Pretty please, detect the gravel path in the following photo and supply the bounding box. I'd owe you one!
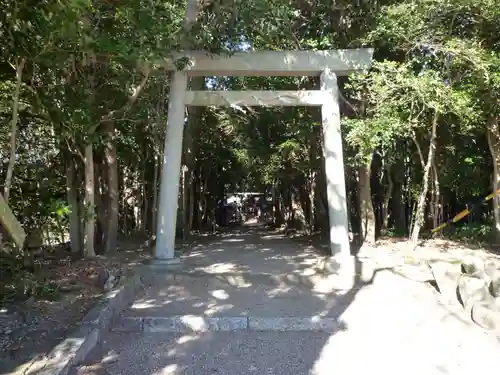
[71,226,500,375]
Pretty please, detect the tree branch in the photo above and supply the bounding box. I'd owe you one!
[102,65,151,122]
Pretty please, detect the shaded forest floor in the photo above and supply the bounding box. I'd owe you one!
[1,229,499,375]
[0,237,197,375]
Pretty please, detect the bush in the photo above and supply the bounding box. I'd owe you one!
[446,222,492,244]
[0,252,60,303]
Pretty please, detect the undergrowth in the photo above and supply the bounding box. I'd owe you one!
[0,253,61,304]
[445,222,492,246]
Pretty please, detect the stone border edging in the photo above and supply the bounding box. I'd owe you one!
[112,316,343,333]
[26,267,149,375]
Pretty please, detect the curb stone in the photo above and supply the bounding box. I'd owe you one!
[25,266,151,375]
[112,316,344,333]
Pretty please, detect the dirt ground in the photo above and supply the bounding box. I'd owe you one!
[1,232,499,375]
[0,238,157,375]
[292,231,500,264]
[71,228,500,375]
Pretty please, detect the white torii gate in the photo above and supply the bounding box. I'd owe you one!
[155,49,373,281]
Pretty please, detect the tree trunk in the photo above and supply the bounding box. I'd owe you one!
[371,152,384,236]
[487,117,500,243]
[271,181,277,224]
[410,111,439,244]
[151,151,160,235]
[346,166,361,235]
[181,165,188,239]
[103,120,118,253]
[188,178,195,230]
[308,171,316,231]
[307,119,319,231]
[44,226,52,247]
[382,163,393,230]
[391,163,406,235]
[430,162,441,232]
[83,143,96,257]
[412,129,426,169]
[358,154,376,243]
[122,171,129,235]
[315,122,329,233]
[65,151,82,254]
[142,167,149,234]
[191,176,200,229]
[94,155,107,253]
[182,76,205,235]
[283,185,293,227]
[200,175,209,226]
[292,187,306,229]
[4,58,25,203]
[274,187,284,226]
[133,170,143,231]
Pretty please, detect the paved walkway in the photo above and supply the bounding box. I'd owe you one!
[71,225,500,375]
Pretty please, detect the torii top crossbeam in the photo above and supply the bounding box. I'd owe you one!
[159,49,374,77]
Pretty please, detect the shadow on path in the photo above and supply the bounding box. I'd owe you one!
[69,225,500,375]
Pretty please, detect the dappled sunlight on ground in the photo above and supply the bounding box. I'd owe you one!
[119,225,450,323]
[71,225,500,375]
[181,236,330,277]
[74,301,500,375]
[199,262,241,273]
[73,331,333,375]
[125,276,341,318]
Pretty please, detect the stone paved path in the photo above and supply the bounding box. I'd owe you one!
[70,225,500,375]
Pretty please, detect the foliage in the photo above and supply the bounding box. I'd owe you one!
[0,253,60,302]
[447,222,493,245]
[1,0,500,300]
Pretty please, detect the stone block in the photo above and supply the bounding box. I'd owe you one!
[174,316,218,332]
[471,300,500,331]
[216,317,248,331]
[143,317,176,332]
[73,328,100,364]
[112,317,143,332]
[484,260,500,278]
[248,317,340,332]
[461,256,486,278]
[457,273,490,313]
[428,261,462,304]
[489,271,500,298]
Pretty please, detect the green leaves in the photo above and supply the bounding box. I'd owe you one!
[0,0,498,247]
[343,52,479,166]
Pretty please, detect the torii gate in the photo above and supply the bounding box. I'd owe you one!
[154,49,373,282]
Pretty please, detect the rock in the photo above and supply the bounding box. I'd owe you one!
[457,273,491,313]
[95,267,109,288]
[393,263,434,283]
[460,256,485,278]
[104,273,119,292]
[488,271,500,298]
[428,261,462,303]
[484,260,500,278]
[471,300,500,331]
